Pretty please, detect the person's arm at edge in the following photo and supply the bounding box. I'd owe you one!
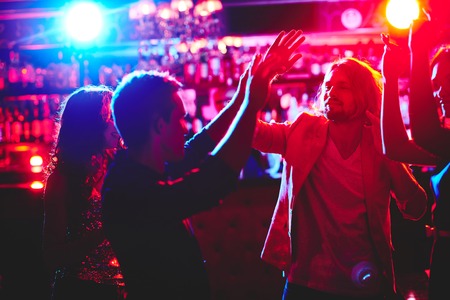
[211,30,305,172]
[409,18,450,157]
[380,33,438,166]
[205,29,305,146]
[387,161,428,220]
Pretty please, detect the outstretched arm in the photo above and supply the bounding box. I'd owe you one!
[380,33,438,166]
[204,29,305,144]
[409,17,450,159]
[170,30,305,177]
[212,30,305,172]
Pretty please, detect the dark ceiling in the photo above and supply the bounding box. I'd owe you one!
[224,1,384,35]
[1,0,449,44]
[0,0,364,9]
[0,0,386,35]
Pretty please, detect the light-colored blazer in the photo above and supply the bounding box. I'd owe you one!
[252,112,428,292]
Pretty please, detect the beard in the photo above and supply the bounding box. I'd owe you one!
[324,105,364,123]
[324,104,346,122]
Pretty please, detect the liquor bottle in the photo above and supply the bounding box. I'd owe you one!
[22,60,36,88]
[22,105,31,142]
[35,67,45,89]
[10,105,23,143]
[3,106,12,142]
[183,51,196,85]
[221,46,234,86]
[83,59,92,86]
[8,50,21,89]
[0,60,6,90]
[69,55,80,88]
[232,48,242,85]
[0,106,4,142]
[41,101,53,144]
[160,45,174,72]
[195,50,209,85]
[239,46,253,75]
[208,43,221,85]
[31,101,42,142]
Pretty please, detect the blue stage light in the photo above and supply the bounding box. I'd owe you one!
[64,2,104,43]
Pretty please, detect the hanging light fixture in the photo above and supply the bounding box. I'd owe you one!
[171,0,194,13]
[194,0,223,17]
[129,0,224,42]
[128,0,237,81]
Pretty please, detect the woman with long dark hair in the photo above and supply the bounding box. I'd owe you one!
[42,85,125,300]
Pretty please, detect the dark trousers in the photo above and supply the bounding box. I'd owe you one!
[282,281,391,300]
[52,277,125,300]
[428,238,450,300]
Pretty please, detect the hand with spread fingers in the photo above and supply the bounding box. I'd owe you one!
[243,30,306,112]
[263,29,305,78]
[250,29,428,300]
[380,33,404,81]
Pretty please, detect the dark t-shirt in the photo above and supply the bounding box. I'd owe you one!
[101,130,239,299]
[431,162,450,230]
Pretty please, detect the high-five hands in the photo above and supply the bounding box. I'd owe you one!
[243,30,306,112]
[263,29,305,78]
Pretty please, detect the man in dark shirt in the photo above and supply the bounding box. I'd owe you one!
[101,30,305,299]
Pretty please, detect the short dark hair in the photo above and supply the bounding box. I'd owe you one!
[112,70,182,149]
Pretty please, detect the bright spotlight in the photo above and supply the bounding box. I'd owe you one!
[386,0,420,30]
[64,2,104,43]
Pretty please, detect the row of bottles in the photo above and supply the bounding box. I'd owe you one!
[2,50,81,91]
[0,38,384,145]
[0,39,384,93]
[136,42,254,88]
[0,95,60,144]
[134,39,383,87]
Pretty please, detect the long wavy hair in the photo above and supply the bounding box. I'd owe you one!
[45,85,114,236]
[315,57,383,119]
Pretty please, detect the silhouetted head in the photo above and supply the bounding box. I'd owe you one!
[112,70,188,161]
[52,85,118,169]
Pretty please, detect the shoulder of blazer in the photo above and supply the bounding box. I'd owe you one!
[288,112,328,139]
[283,113,328,164]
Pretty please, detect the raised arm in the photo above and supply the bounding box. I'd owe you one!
[380,33,438,166]
[212,30,305,172]
[204,29,305,144]
[409,17,450,159]
[169,30,305,177]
